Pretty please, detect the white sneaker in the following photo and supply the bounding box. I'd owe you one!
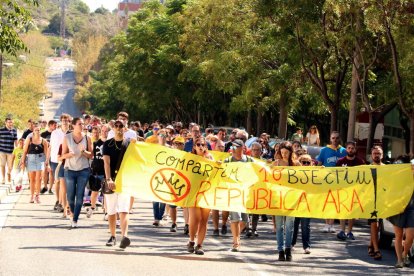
[86,208,93,218]
[116,220,121,227]
[304,248,311,254]
[71,221,78,228]
[330,226,336,233]
[104,213,108,221]
[322,225,329,233]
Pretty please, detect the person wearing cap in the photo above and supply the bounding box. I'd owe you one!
[224,139,254,252]
[102,119,133,249]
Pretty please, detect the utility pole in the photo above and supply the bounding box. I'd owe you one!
[60,0,66,38]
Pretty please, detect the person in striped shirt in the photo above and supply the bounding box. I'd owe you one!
[0,118,18,184]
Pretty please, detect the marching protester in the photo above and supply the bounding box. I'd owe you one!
[335,141,365,241]
[0,117,18,184]
[291,154,314,254]
[225,139,254,252]
[61,117,92,228]
[317,131,347,233]
[50,114,71,213]
[388,155,414,268]
[368,146,385,261]
[11,138,24,192]
[249,141,263,237]
[187,137,213,255]
[103,119,132,249]
[273,141,300,261]
[20,122,49,204]
[40,120,57,195]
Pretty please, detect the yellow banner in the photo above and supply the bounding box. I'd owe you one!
[115,143,414,219]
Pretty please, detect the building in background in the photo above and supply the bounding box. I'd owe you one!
[118,0,165,27]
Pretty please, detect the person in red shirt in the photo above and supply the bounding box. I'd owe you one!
[335,141,365,241]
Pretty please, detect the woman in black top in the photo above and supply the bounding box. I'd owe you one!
[21,122,49,203]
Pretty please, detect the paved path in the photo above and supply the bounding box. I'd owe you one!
[0,185,411,275]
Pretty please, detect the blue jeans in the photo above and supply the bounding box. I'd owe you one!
[152,202,166,221]
[292,217,311,249]
[65,168,90,222]
[275,216,295,252]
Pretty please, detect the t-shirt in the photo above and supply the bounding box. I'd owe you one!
[50,128,70,163]
[336,156,365,167]
[291,133,303,142]
[21,129,32,140]
[91,139,105,175]
[145,135,159,144]
[0,127,17,154]
[40,130,52,143]
[316,145,347,167]
[224,155,254,164]
[306,132,319,146]
[102,138,128,179]
[12,147,24,168]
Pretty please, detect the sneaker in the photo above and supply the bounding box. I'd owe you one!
[404,255,411,267]
[213,229,220,236]
[152,221,159,227]
[48,189,54,195]
[119,236,131,249]
[40,187,48,194]
[53,201,59,211]
[285,248,292,261]
[253,230,259,237]
[170,223,177,232]
[71,221,78,228]
[187,241,195,253]
[330,226,336,233]
[195,245,204,255]
[231,244,240,252]
[86,208,93,218]
[129,209,134,214]
[347,232,355,240]
[30,196,34,203]
[15,185,21,192]
[104,213,108,221]
[304,248,311,254]
[184,224,189,235]
[221,225,228,235]
[106,236,116,246]
[245,229,253,238]
[278,250,286,261]
[116,220,121,227]
[337,231,347,241]
[35,195,40,204]
[291,246,295,251]
[322,225,329,233]
[395,261,404,269]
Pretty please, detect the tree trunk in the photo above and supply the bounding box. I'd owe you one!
[410,113,414,155]
[0,54,2,105]
[347,55,359,142]
[246,109,252,136]
[278,92,288,139]
[330,105,338,133]
[256,111,263,137]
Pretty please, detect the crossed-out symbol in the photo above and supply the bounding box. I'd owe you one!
[150,168,191,203]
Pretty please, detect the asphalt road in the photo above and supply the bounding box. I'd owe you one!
[0,187,411,276]
[43,57,81,119]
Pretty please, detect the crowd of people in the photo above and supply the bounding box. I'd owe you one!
[0,112,413,268]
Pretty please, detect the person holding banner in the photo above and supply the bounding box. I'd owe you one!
[273,141,300,261]
[316,131,346,233]
[187,137,213,255]
[368,146,384,261]
[335,141,365,241]
[103,120,131,249]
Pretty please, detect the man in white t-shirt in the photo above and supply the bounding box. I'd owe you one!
[107,111,137,141]
[49,114,71,211]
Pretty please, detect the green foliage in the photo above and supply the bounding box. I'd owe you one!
[0,0,39,55]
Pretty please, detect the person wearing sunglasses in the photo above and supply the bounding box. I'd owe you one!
[145,123,161,144]
[291,154,314,255]
[187,137,213,255]
[107,111,137,142]
[316,131,347,233]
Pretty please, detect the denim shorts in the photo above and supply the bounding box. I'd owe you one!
[26,153,45,172]
[50,161,64,178]
[229,212,249,223]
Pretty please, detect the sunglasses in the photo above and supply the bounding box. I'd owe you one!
[114,124,123,128]
[301,161,311,165]
[153,127,160,131]
[196,143,206,147]
[174,142,184,146]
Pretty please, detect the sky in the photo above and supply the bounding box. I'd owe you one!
[82,0,119,13]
